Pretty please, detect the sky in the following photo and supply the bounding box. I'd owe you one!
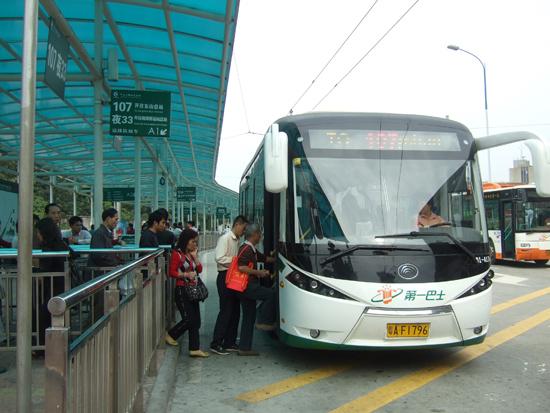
[215,0,550,192]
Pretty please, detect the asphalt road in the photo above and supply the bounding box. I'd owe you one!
[165,253,550,413]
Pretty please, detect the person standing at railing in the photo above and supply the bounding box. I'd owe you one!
[88,208,123,268]
[62,216,92,245]
[165,229,209,357]
[155,208,176,247]
[139,210,166,248]
[44,203,62,227]
[35,217,69,353]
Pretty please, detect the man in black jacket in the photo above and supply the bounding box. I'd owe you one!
[139,210,166,248]
[155,208,176,246]
[89,208,121,267]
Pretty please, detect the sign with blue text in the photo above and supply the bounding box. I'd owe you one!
[44,18,68,100]
[109,89,171,137]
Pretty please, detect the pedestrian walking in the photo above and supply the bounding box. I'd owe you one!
[165,228,209,357]
[209,215,248,355]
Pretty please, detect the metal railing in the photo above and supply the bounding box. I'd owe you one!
[45,248,166,413]
[0,251,70,351]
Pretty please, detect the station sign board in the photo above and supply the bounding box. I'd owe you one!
[177,186,196,202]
[183,207,197,217]
[216,207,227,218]
[109,89,171,137]
[44,18,68,100]
[103,187,135,202]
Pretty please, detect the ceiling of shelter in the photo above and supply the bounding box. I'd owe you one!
[0,0,240,202]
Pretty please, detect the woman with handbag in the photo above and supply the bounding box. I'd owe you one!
[165,228,209,357]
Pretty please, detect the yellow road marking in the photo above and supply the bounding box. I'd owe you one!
[491,286,550,314]
[236,365,352,403]
[235,287,550,404]
[331,307,550,413]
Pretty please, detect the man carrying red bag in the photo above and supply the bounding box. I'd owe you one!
[234,224,277,356]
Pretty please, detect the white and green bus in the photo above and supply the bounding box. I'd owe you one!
[239,112,550,349]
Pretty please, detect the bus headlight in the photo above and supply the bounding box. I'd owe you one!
[286,271,354,300]
[459,271,493,299]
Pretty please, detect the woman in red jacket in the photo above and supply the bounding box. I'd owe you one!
[165,228,209,357]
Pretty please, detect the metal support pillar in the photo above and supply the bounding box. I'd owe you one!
[170,186,175,222]
[93,0,104,227]
[165,177,170,211]
[17,0,38,410]
[152,162,159,210]
[202,201,206,234]
[73,185,77,216]
[134,139,142,243]
[49,176,55,203]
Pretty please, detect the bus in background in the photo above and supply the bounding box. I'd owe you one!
[240,112,550,350]
[484,183,550,266]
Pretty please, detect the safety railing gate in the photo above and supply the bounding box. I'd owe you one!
[45,249,166,413]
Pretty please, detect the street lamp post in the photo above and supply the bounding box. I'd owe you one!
[447,44,491,181]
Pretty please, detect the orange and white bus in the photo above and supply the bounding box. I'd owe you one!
[484,184,550,266]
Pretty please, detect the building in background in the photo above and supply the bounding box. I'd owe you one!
[509,159,533,184]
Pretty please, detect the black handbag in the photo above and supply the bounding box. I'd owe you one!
[184,277,209,302]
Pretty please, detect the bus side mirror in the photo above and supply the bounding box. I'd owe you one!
[264,123,288,193]
[475,132,550,197]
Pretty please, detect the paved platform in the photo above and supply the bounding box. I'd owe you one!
[160,253,550,413]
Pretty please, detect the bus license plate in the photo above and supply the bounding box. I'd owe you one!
[386,323,430,338]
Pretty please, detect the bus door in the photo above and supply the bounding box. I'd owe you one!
[502,201,515,259]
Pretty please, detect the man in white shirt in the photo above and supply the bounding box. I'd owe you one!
[62,216,92,245]
[210,215,248,355]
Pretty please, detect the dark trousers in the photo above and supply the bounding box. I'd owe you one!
[238,281,277,351]
[167,287,201,351]
[34,276,65,346]
[211,271,240,348]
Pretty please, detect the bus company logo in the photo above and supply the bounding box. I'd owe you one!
[371,285,403,305]
[397,263,419,280]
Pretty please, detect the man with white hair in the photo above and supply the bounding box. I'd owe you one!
[235,223,277,356]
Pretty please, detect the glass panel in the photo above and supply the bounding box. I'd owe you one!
[484,200,500,230]
[294,157,485,246]
[516,201,550,231]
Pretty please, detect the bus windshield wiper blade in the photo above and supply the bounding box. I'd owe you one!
[320,245,426,267]
[375,231,477,262]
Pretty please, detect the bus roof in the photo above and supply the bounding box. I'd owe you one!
[483,183,536,193]
[276,112,472,132]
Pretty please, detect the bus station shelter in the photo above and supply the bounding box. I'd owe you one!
[0,0,240,410]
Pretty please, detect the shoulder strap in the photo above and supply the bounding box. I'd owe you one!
[237,244,251,259]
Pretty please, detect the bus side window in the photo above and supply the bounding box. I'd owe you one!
[484,200,499,230]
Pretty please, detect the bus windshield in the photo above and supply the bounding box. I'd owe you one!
[293,155,486,249]
[516,200,550,231]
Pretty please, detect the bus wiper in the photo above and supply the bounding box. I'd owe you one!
[375,231,477,262]
[320,244,427,267]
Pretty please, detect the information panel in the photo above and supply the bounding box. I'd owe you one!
[216,207,227,218]
[177,186,196,202]
[44,18,68,100]
[103,187,135,202]
[110,89,171,137]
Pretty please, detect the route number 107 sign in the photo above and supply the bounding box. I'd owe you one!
[109,89,171,138]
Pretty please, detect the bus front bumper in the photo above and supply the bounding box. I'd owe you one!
[279,286,492,350]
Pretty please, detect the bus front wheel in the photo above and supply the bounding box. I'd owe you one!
[533,260,549,266]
